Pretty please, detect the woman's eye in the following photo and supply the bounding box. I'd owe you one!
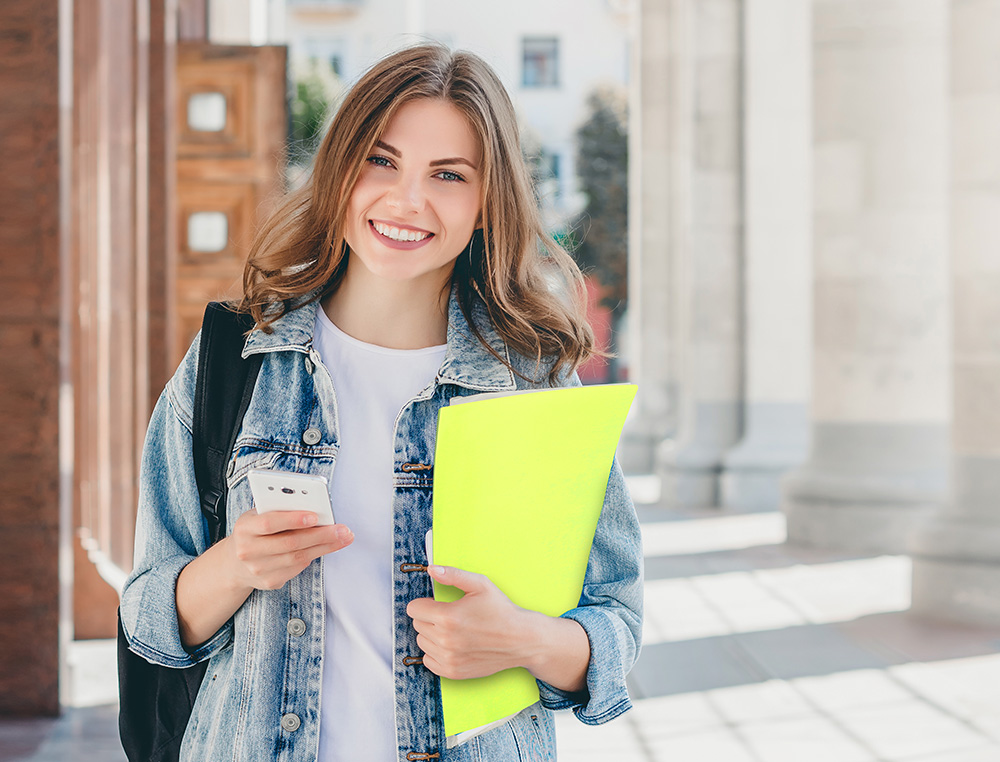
[367,155,394,168]
[436,170,465,183]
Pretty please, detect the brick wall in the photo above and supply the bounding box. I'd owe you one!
[0,0,62,716]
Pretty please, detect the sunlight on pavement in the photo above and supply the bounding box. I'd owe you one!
[641,512,787,557]
[556,497,1000,762]
[558,657,1000,762]
[66,639,119,708]
[890,655,1000,741]
[643,556,911,645]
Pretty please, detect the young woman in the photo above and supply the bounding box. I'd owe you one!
[121,44,642,762]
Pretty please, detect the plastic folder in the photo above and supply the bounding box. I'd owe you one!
[431,383,637,737]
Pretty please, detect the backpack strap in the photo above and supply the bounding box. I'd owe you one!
[192,302,263,546]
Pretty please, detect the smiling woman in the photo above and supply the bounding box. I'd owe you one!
[120,43,643,762]
[241,43,598,379]
[335,98,484,325]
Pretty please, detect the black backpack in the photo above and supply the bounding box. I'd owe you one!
[117,302,263,762]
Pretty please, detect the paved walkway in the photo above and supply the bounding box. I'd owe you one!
[5,476,1000,761]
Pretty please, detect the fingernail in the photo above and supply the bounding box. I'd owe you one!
[429,565,445,577]
[303,513,318,526]
[337,526,352,541]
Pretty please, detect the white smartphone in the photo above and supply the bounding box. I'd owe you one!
[247,469,336,526]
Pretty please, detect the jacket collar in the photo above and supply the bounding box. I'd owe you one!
[241,286,517,392]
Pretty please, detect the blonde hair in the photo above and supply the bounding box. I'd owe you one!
[241,43,596,384]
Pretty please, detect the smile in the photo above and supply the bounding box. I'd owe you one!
[368,220,435,250]
[371,220,432,242]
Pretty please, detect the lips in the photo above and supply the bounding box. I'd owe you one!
[368,220,435,250]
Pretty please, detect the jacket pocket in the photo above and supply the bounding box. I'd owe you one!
[463,705,554,762]
[225,444,338,529]
[508,706,555,762]
[226,447,282,492]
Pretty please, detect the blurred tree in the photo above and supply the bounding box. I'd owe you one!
[573,85,628,375]
[288,58,342,173]
[520,118,562,215]
[520,119,545,192]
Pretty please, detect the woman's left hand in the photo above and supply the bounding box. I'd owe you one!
[406,565,532,680]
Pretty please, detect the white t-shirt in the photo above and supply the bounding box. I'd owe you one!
[313,306,446,762]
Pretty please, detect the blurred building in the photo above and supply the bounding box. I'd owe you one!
[3,0,999,722]
[276,0,631,231]
[1,0,287,716]
[627,0,1000,633]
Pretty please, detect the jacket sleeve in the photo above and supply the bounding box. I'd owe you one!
[535,374,644,724]
[119,331,234,668]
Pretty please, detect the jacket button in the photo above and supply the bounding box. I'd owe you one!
[304,357,314,374]
[302,427,321,445]
[287,618,306,637]
[280,713,301,733]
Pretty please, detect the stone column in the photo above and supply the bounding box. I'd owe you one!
[619,0,689,473]
[910,0,1000,626]
[782,0,950,552]
[657,0,745,507]
[721,0,812,510]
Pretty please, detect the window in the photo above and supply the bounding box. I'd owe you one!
[544,151,561,184]
[186,92,227,132]
[187,211,229,253]
[303,36,345,79]
[527,148,562,200]
[522,37,559,88]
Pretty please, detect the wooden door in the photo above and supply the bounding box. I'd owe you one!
[174,42,287,367]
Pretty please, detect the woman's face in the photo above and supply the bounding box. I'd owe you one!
[343,98,484,292]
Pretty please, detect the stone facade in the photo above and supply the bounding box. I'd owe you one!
[620,0,688,472]
[720,0,811,511]
[656,0,746,508]
[641,0,998,624]
[910,0,1000,626]
[782,0,951,553]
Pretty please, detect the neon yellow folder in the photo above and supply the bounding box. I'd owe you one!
[431,383,637,737]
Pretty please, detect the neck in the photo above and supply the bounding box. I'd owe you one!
[322,260,452,350]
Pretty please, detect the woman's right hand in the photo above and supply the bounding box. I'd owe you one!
[176,510,353,648]
[225,510,354,591]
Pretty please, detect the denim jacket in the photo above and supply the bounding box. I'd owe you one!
[120,291,643,762]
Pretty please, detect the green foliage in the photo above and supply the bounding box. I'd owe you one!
[288,58,342,166]
[573,86,628,316]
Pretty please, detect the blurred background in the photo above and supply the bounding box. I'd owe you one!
[3,0,1000,760]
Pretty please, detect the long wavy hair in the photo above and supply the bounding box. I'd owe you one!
[240,44,597,384]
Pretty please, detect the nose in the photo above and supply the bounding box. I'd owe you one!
[385,173,425,214]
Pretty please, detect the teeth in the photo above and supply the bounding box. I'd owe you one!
[373,221,429,242]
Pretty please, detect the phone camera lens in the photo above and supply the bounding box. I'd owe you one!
[281,487,294,494]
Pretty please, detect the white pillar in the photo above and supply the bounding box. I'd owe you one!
[910,0,1000,626]
[657,0,744,507]
[405,0,425,36]
[721,0,812,510]
[620,0,691,473]
[782,0,950,552]
[209,0,253,44]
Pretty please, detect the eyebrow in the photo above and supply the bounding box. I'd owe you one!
[374,140,479,171]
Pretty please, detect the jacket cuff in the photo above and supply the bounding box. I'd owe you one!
[121,553,233,668]
[536,607,633,725]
